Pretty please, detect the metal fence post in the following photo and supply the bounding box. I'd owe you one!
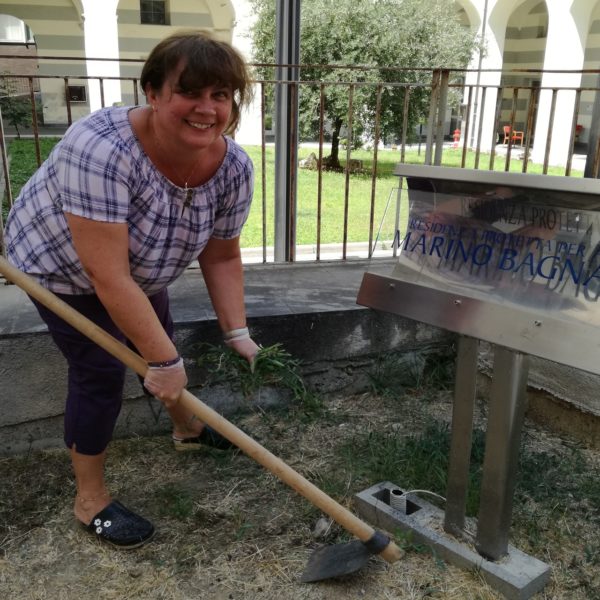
[274,0,300,262]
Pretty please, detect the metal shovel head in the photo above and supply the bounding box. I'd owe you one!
[300,540,372,583]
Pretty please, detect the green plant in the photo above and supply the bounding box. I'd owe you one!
[195,342,324,420]
[155,483,196,520]
[368,349,456,400]
[337,420,485,515]
[368,352,427,398]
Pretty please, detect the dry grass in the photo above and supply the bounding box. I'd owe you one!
[0,390,598,600]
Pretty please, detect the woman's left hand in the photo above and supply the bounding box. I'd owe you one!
[225,336,260,370]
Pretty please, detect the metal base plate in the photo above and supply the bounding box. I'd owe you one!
[354,482,551,600]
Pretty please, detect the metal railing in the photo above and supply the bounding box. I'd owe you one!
[0,55,599,264]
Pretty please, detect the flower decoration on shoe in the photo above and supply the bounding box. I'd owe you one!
[84,500,154,549]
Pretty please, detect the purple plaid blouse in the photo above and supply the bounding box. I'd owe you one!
[4,106,254,295]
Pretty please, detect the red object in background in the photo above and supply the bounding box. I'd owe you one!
[452,129,461,148]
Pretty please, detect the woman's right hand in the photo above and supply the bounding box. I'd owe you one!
[143,358,188,407]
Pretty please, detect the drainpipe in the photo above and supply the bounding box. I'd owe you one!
[274,0,300,262]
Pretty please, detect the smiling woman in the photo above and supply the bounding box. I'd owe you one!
[2,30,259,551]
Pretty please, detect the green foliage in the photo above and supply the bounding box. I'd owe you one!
[248,0,480,163]
[516,443,600,517]
[368,350,456,400]
[338,418,600,524]
[155,483,196,520]
[196,343,324,420]
[2,137,61,222]
[0,75,33,138]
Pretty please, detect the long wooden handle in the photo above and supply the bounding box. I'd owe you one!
[0,256,402,563]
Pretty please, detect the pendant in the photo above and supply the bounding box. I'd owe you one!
[181,186,193,217]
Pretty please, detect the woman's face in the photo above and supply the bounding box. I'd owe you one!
[147,69,233,151]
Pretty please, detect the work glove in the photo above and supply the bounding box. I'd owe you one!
[223,327,260,371]
[143,357,188,407]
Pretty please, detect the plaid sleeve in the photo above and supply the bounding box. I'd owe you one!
[211,144,254,239]
[54,118,132,223]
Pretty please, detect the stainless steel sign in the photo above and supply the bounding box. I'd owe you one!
[357,165,600,374]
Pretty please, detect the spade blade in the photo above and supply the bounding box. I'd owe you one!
[300,540,372,583]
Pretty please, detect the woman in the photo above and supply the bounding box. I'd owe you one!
[3,30,258,548]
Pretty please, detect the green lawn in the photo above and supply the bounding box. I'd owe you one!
[240,144,583,249]
[3,138,584,249]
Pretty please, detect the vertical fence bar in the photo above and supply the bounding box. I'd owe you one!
[368,84,383,257]
[521,85,538,174]
[460,85,473,168]
[260,82,268,263]
[63,77,73,126]
[504,87,519,172]
[133,79,139,106]
[542,89,558,175]
[565,89,582,177]
[27,77,42,167]
[433,70,450,166]
[425,70,441,166]
[342,84,355,260]
[400,85,411,165]
[592,134,600,178]
[489,87,503,171]
[288,82,299,262]
[0,101,10,256]
[316,83,325,261]
[99,78,106,108]
[474,86,487,170]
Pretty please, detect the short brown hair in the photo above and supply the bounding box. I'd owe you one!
[141,30,252,135]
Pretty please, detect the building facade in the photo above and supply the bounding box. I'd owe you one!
[0,0,236,123]
[0,0,598,165]
[461,0,600,165]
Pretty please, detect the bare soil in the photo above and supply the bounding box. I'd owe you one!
[0,390,598,600]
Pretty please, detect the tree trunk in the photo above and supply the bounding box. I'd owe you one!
[324,117,343,170]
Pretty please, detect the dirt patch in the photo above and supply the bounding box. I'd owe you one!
[0,390,598,599]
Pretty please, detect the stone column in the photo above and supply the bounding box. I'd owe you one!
[231,0,263,146]
[81,0,121,112]
[530,0,591,167]
[466,0,505,153]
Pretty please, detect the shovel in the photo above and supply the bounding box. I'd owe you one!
[0,256,403,582]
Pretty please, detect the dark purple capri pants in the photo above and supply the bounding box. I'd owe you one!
[31,289,174,456]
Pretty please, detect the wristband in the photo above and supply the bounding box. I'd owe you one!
[223,327,250,341]
[147,355,182,368]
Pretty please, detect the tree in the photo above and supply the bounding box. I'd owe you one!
[248,0,479,169]
[0,75,33,139]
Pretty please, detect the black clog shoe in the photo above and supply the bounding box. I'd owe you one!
[85,500,155,549]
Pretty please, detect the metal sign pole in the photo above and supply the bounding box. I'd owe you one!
[444,335,479,537]
[475,346,530,560]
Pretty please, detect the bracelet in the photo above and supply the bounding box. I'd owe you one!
[223,327,249,341]
[147,355,181,368]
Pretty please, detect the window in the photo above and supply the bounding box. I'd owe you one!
[140,1,169,25]
[0,15,35,44]
[67,85,87,103]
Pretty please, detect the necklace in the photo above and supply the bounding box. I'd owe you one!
[149,112,200,214]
